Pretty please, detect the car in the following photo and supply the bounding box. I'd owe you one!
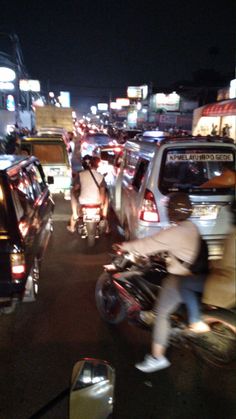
[93,144,124,185]
[0,154,54,312]
[20,135,72,199]
[137,130,169,141]
[118,129,143,144]
[109,135,235,258]
[80,132,117,157]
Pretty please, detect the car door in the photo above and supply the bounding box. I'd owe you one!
[26,161,54,258]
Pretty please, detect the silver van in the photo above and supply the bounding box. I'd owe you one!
[109,135,235,258]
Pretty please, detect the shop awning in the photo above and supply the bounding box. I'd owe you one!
[202,99,236,117]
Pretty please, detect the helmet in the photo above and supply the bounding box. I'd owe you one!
[167,192,193,223]
[82,154,92,169]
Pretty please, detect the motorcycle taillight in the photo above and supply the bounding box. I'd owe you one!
[139,189,159,222]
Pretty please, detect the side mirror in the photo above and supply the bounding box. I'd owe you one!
[47,175,54,184]
[69,358,115,419]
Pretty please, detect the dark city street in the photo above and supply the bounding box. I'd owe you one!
[0,195,235,419]
[0,1,236,418]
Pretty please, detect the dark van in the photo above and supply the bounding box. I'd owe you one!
[0,155,54,312]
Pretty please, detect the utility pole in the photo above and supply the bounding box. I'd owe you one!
[10,34,21,128]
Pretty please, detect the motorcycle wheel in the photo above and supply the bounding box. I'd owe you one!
[95,272,126,324]
[86,222,96,247]
[191,310,236,367]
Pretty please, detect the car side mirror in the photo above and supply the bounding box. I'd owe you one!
[47,175,54,184]
[69,358,115,419]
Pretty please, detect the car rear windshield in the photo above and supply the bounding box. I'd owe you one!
[32,143,66,164]
[0,180,8,232]
[87,135,110,145]
[160,146,235,195]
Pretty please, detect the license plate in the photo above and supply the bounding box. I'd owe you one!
[83,208,100,220]
[192,205,220,220]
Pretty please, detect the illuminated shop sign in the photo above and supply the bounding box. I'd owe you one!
[0,81,14,90]
[116,98,130,107]
[6,95,15,111]
[97,103,108,111]
[58,91,70,107]
[127,85,148,100]
[0,67,16,82]
[19,79,40,92]
[127,86,142,99]
[154,92,180,111]
[229,79,236,99]
[110,102,120,110]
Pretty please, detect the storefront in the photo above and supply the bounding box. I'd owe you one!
[192,99,236,142]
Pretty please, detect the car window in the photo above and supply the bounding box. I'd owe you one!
[132,158,149,191]
[160,147,235,195]
[9,171,34,221]
[32,143,66,164]
[27,164,46,198]
[87,135,110,144]
[123,150,138,178]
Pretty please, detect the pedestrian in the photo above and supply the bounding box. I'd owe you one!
[211,123,218,135]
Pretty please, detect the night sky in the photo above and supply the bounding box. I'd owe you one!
[1,0,235,113]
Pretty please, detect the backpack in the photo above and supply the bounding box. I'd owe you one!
[190,237,209,275]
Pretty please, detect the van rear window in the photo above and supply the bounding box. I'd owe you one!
[0,181,7,232]
[160,147,235,195]
[32,144,66,164]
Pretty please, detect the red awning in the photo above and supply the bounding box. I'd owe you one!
[202,99,236,117]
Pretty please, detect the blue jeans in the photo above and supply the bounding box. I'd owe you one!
[153,275,183,347]
[179,274,206,324]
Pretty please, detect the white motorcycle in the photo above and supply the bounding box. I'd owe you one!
[78,204,107,247]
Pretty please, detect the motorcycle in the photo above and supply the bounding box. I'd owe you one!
[95,250,236,367]
[77,204,107,247]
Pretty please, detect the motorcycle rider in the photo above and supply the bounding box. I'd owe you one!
[67,155,109,233]
[119,192,209,372]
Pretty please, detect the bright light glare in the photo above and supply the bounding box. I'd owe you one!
[0,185,3,201]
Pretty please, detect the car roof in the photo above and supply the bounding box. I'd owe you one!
[125,135,235,152]
[22,136,65,142]
[94,144,123,150]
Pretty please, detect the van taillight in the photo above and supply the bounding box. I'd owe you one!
[10,253,26,281]
[139,189,159,222]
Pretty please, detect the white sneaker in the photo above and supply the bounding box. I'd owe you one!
[135,354,171,373]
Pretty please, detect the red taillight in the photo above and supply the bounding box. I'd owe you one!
[139,189,159,222]
[10,253,26,281]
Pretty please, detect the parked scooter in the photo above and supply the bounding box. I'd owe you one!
[95,250,236,367]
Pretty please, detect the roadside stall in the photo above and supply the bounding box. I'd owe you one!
[192,99,236,142]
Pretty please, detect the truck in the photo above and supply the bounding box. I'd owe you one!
[34,105,74,133]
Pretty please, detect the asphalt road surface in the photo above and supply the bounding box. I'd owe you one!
[0,195,235,419]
